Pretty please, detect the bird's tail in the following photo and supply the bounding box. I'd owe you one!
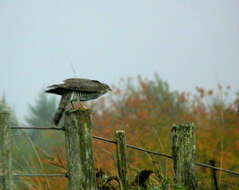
[53,93,72,125]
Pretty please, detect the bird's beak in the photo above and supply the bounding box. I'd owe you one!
[108,87,112,91]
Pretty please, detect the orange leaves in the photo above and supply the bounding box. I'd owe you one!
[196,86,205,98]
[43,147,67,172]
[138,110,149,120]
[208,90,213,95]
[178,92,188,103]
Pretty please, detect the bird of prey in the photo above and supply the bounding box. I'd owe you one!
[45,78,111,125]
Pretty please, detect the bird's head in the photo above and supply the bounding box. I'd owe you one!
[102,83,112,92]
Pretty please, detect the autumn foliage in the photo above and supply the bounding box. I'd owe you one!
[16,74,239,189]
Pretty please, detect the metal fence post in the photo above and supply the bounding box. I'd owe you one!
[0,112,13,190]
[209,160,219,190]
[172,123,197,190]
[115,130,128,190]
[64,109,96,190]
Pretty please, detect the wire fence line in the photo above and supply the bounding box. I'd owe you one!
[10,127,63,131]
[195,163,239,176]
[14,173,67,177]
[93,135,173,159]
[10,127,239,177]
[0,173,67,178]
[92,135,239,176]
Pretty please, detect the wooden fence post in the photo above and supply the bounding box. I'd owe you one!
[64,109,96,190]
[115,130,128,190]
[0,112,13,190]
[171,123,197,190]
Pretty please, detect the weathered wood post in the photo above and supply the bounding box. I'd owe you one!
[171,123,197,190]
[115,130,128,190]
[0,112,13,190]
[64,109,96,190]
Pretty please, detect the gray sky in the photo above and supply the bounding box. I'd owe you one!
[1,0,239,122]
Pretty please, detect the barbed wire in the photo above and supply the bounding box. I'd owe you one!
[13,173,67,177]
[195,163,239,176]
[92,135,239,176]
[11,127,239,177]
[92,135,173,159]
[11,127,62,130]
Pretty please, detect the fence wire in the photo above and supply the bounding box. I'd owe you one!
[10,127,239,177]
[92,135,239,176]
[13,173,67,177]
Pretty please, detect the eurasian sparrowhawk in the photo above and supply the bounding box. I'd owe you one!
[45,78,111,125]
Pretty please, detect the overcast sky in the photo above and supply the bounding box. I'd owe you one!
[0,0,239,122]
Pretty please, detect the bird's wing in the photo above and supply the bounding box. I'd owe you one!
[63,78,105,92]
[45,78,106,95]
[45,84,69,95]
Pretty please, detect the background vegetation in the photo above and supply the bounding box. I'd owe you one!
[1,74,239,189]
